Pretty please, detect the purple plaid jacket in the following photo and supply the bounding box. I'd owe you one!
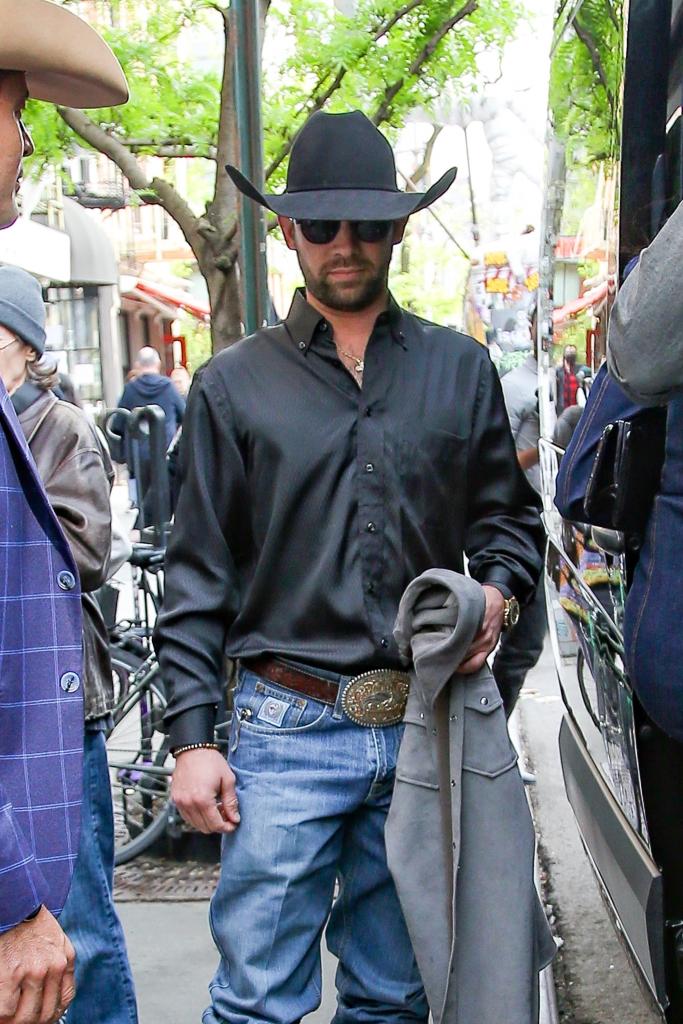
[0,378,83,933]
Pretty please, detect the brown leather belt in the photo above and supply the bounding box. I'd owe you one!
[243,656,339,705]
[242,656,411,727]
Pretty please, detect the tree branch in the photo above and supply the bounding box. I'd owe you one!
[58,106,205,255]
[130,145,217,160]
[58,106,153,193]
[409,124,443,186]
[372,0,478,125]
[265,0,427,180]
[207,1,238,236]
[602,0,620,34]
[572,15,614,108]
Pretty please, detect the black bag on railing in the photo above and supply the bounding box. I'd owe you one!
[584,406,667,546]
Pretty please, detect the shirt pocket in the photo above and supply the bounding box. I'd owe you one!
[395,689,439,790]
[398,428,469,534]
[462,680,518,779]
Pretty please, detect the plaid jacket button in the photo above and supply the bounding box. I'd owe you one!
[58,571,76,591]
[60,672,81,693]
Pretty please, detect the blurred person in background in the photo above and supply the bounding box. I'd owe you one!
[0,3,127,1023]
[115,346,185,450]
[495,306,546,715]
[554,343,579,415]
[0,266,138,1024]
[113,347,185,523]
[170,363,191,398]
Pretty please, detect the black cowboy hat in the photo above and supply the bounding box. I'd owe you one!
[226,110,457,221]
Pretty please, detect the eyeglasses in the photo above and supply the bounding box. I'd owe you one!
[295,219,394,245]
[0,336,19,352]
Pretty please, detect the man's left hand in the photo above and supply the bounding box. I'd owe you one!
[458,585,505,674]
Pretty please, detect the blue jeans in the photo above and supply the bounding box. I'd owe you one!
[204,666,428,1024]
[60,728,138,1024]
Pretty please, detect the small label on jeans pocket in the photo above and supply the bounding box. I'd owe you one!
[256,696,291,726]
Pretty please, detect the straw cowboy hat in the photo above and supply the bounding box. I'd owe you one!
[0,0,128,108]
[226,110,457,221]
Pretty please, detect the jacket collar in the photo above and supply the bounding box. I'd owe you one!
[10,380,44,416]
[12,386,56,445]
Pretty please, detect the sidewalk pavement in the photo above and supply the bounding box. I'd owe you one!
[118,901,338,1023]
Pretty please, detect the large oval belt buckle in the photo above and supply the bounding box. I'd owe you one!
[342,670,410,727]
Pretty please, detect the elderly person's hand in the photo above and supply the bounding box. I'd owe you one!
[0,907,76,1024]
[457,585,506,674]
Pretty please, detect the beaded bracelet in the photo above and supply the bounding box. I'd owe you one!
[172,741,221,758]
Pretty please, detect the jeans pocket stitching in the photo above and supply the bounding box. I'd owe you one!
[238,704,330,735]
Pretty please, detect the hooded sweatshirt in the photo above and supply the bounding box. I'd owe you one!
[116,372,185,448]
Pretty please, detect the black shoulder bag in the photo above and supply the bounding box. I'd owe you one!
[584,407,667,548]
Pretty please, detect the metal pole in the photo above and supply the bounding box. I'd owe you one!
[463,124,480,244]
[233,0,269,333]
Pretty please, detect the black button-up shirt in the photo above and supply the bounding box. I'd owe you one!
[155,290,543,746]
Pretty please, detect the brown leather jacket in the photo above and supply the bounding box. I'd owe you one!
[16,386,115,720]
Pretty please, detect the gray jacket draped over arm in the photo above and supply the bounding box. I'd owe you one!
[387,570,556,1024]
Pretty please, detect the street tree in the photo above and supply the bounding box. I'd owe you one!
[25,0,523,350]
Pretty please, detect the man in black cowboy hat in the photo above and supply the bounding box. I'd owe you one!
[156,110,543,1024]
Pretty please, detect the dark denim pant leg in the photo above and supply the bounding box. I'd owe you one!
[492,578,547,716]
[60,728,138,1024]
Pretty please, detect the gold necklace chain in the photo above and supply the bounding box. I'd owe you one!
[336,346,365,376]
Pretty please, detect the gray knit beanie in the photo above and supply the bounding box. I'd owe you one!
[0,266,46,356]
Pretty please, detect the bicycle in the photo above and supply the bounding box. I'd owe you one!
[107,645,232,865]
[106,543,171,865]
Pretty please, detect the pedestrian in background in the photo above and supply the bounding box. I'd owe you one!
[0,3,127,1023]
[156,110,543,1024]
[555,343,579,415]
[116,346,185,450]
[113,347,185,523]
[0,266,138,1024]
[495,308,547,715]
[170,363,191,398]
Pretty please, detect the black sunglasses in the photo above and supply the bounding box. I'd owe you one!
[295,219,394,245]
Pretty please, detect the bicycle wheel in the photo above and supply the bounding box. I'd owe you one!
[110,647,144,708]
[106,667,172,865]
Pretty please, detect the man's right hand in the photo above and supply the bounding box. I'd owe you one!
[171,748,240,834]
[0,907,75,1024]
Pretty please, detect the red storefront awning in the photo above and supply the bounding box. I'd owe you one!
[133,279,211,323]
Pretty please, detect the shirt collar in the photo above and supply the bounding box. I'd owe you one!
[284,288,407,353]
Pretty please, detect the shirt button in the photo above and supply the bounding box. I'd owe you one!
[57,570,76,591]
[364,407,372,417]
[380,637,388,648]
[366,522,377,533]
[320,320,328,331]
[60,672,81,693]
[365,463,374,473]
[366,582,375,594]
[298,341,306,350]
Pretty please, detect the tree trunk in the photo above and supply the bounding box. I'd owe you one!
[204,262,243,352]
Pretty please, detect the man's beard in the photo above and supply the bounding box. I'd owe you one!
[299,252,391,313]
